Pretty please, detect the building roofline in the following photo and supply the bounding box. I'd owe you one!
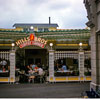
[13,23,59,27]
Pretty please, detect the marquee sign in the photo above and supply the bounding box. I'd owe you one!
[16,34,47,48]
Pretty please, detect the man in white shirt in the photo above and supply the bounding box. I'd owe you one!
[38,67,44,76]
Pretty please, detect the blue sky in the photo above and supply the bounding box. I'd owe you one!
[0,0,88,29]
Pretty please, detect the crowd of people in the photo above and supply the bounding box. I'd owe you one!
[24,63,44,83]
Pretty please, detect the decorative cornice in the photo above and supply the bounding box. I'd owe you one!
[83,0,86,3]
[96,29,100,34]
[97,11,100,15]
[86,20,95,28]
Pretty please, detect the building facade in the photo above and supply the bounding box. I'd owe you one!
[84,0,100,91]
[0,23,91,83]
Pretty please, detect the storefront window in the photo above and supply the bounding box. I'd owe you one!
[84,59,91,76]
[0,59,10,77]
[54,58,79,76]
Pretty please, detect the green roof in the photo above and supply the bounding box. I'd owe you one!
[0,29,90,43]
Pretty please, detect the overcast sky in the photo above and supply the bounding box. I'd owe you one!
[0,0,88,29]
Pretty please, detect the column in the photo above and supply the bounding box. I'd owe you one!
[9,50,15,83]
[90,30,100,91]
[49,50,54,82]
[96,34,100,90]
[79,51,84,77]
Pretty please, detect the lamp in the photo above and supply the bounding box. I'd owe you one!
[79,42,82,46]
[49,43,53,50]
[30,26,34,33]
[30,26,34,30]
[12,43,15,50]
[79,42,82,50]
[12,43,15,47]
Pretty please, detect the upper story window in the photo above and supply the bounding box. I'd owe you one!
[23,28,29,32]
[38,28,49,32]
[23,28,34,32]
[44,28,49,32]
[38,28,43,32]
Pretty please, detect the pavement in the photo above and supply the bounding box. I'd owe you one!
[0,82,90,98]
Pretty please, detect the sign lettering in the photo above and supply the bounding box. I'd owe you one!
[16,34,47,48]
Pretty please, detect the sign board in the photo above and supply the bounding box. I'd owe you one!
[16,34,47,48]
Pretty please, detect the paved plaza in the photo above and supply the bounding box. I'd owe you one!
[0,82,90,98]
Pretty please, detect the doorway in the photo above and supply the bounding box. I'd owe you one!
[28,58,41,65]
[25,49,47,67]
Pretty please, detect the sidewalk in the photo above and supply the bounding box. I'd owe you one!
[0,82,90,98]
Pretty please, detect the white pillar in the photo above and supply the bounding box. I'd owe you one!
[79,51,84,77]
[49,50,54,82]
[9,50,15,83]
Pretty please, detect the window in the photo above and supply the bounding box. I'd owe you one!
[28,58,34,65]
[23,28,29,32]
[38,28,43,32]
[0,59,10,77]
[44,28,49,32]
[35,58,41,65]
[54,58,79,76]
[84,59,91,76]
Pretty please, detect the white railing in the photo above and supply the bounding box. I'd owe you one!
[0,51,10,60]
